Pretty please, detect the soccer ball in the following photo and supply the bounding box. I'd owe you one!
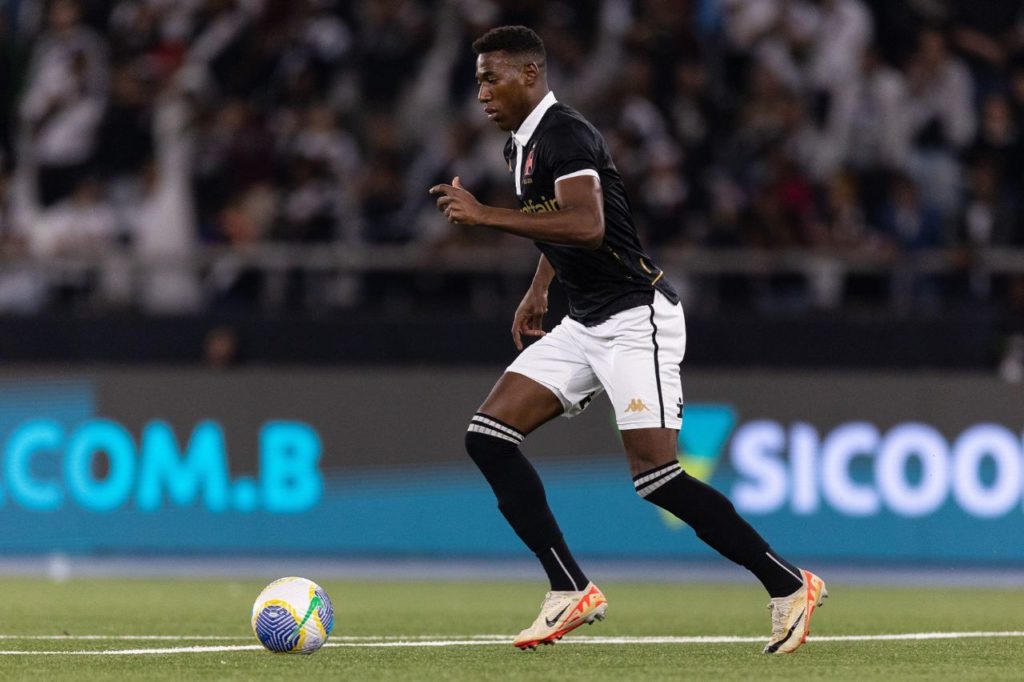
[251,577,334,654]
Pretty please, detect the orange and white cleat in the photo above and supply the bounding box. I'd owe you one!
[763,569,828,654]
[513,582,608,650]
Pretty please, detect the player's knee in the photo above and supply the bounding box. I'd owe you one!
[633,460,687,501]
[624,431,679,477]
[465,412,525,464]
[465,430,504,464]
[631,454,672,476]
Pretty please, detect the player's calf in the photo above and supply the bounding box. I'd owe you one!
[633,461,806,598]
[465,413,589,592]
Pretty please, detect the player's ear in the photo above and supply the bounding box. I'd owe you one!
[521,62,540,86]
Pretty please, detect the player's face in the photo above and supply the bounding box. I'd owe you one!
[476,52,531,131]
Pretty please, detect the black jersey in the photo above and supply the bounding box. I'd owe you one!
[503,95,678,326]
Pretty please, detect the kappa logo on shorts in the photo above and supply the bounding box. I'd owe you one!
[624,398,652,413]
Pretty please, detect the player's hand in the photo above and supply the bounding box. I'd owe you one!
[428,176,486,225]
[511,286,548,351]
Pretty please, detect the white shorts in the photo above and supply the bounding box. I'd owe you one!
[506,291,686,430]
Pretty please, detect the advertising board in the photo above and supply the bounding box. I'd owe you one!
[0,369,1018,563]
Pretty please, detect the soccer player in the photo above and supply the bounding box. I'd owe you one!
[429,26,826,653]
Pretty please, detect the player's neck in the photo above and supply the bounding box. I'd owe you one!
[513,88,551,131]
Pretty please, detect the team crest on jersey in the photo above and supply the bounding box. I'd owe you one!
[523,144,536,183]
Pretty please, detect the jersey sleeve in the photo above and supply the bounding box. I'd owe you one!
[542,121,602,183]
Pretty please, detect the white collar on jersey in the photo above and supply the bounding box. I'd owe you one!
[512,91,557,148]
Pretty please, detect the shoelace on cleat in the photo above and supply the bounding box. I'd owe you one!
[767,597,794,637]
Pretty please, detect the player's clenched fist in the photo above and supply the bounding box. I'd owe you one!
[428,176,487,225]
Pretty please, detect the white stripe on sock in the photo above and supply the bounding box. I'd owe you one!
[633,462,681,487]
[466,424,521,444]
[550,548,579,591]
[766,552,804,585]
[471,415,524,442]
[637,467,683,497]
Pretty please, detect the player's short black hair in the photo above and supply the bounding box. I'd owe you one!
[472,25,546,65]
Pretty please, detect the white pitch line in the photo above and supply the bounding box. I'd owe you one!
[0,634,510,642]
[0,632,1022,655]
[0,635,253,641]
[0,645,268,655]
[811,632,1024,643]
[326,632,1024,647]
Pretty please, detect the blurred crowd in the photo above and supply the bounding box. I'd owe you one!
[1,0,1024,316]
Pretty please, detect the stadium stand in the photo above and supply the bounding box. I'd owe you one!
[0,0,1022,370]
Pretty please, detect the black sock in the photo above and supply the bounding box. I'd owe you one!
[466,413,588,591]
[536,537,588,592]
[634,462,804,597]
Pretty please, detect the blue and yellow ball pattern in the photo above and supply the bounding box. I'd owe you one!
[251,577,334,654]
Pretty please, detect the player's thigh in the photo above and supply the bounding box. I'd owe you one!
[621,427,679,477]
[482,321,603,435]
[586,293,686,433]
[477,372,563,435]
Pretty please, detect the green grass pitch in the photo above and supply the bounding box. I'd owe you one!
[0,577,1021,680]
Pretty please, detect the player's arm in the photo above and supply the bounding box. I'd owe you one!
[511,254,555,350]
[429,175,605,249]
